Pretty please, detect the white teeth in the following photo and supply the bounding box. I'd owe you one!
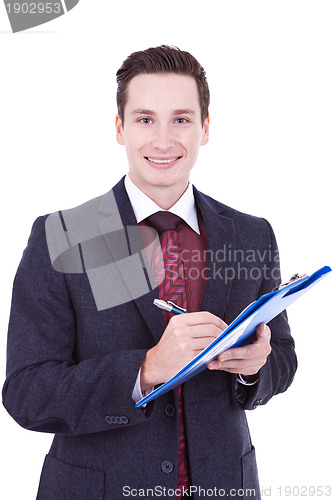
[147,157,179,164]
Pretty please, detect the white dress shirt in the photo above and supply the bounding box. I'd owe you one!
[124,174,200,234]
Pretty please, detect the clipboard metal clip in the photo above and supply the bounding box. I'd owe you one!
[273,273,308,291]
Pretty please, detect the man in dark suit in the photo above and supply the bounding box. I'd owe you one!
[2,46,297,499]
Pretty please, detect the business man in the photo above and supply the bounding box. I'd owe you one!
[3,46,297,500]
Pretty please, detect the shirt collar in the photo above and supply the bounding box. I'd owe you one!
[124,174,200,234]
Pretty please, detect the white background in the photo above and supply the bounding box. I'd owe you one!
[0,1,332,498]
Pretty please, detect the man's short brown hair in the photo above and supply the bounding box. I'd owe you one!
[116,45,210,126]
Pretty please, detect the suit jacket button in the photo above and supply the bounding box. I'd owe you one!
[164,404,175,417]
[161,461,174,474]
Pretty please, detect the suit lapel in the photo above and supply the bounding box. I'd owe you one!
[98,177,165,344]
[194,188,235,321]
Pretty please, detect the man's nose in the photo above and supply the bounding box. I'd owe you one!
[151,125,175,150]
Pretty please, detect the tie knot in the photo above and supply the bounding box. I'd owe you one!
[147,211,183,234]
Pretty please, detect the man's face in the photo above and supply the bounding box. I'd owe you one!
[116,73,209,199]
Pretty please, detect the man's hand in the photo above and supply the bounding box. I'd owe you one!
[140,312,227,392]
[207,323,271,378]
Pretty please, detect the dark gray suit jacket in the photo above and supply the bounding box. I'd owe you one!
[2,177,297,499]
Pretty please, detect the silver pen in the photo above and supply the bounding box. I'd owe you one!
[153,299,187,315]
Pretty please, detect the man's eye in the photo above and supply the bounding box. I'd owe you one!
[139,118,153,124]
[175,118,189,124]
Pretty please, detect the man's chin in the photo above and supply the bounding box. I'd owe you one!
[147,176,183,191]
[129,169,189,195]
[142,170,179,187]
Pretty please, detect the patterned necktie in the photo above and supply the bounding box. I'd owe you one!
[147,211,190,499]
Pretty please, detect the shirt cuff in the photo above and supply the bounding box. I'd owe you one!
[237,373,259,386]
[132,368,155,405]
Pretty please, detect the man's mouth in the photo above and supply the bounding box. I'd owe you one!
[144,156,182,165]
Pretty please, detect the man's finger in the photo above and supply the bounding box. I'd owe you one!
[169,311,227,331]
[255,323,271,342]
[190,323,225,339]
[218,346,254,362]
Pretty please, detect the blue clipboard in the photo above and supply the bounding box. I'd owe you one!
[135,265,331,407]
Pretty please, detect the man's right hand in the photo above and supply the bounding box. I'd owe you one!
[140,312,227,393]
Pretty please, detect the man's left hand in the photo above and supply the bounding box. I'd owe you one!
[207,323,271,377]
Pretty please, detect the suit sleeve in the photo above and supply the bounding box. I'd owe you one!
[2,216,154,436]
[233,218,297,410]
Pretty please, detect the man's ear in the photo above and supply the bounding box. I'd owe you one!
[201,116,210,146]
[115,115,124,145]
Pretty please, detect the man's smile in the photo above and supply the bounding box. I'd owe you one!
[144,156,182,166]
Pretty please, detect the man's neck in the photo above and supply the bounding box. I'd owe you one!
[128,174,189,210]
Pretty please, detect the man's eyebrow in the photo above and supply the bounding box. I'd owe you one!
[173,109,196,115]
[131,109,156,116]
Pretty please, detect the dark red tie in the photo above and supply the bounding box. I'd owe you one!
[147,211,190,499]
